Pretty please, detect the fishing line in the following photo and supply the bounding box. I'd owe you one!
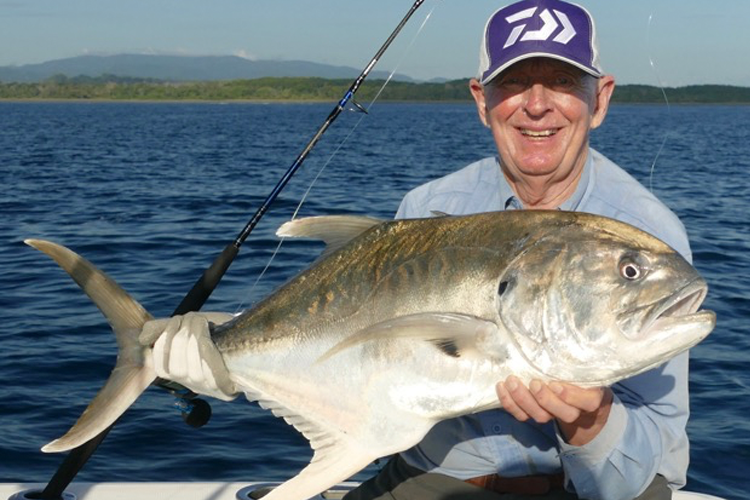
[645,11,673,193]
[234,2,438,314]
[291,1,437,216]
[36,3,432,499]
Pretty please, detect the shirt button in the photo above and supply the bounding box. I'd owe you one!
[492,424,502,433]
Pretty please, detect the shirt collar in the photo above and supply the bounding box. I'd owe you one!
[500,153,593,211]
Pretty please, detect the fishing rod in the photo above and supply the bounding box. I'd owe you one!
[173,0,426,316]
[37,1,426,499]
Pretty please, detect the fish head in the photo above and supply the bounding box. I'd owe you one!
[495,213,716,387]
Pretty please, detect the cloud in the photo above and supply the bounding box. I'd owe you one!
[233,49,257,61]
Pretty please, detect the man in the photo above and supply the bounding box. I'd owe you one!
[149,1,693,499]
[344,1,691,499]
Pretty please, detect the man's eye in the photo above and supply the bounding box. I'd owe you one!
[551,76,575,89]
[499,76,528,90]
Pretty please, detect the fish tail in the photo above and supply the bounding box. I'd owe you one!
[25,239,156,453]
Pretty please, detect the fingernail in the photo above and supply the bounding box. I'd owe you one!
[506,377,518,391]
[550,382,563,395]
[530,380,542,394]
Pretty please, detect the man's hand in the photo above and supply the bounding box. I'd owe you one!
[140,312,240,402]
[496,376,614,446]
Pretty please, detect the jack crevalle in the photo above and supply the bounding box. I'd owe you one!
[27,211,715,500]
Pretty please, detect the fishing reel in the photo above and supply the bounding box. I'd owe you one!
[159,379,212,428]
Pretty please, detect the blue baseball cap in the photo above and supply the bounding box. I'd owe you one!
[478,0,603,85]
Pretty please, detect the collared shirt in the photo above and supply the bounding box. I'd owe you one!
[395,149,691,500]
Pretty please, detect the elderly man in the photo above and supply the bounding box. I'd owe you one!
[150,1,693,499]
[344,1,692,500]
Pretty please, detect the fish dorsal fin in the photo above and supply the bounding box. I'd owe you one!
[242,388,376,500]
[318,312,499,364]
[276,215,384,256]
[430,210,452,217]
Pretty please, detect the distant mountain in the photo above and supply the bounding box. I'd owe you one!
[0,54,416,83]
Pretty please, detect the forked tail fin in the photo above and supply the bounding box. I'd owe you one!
[25,239,156,453]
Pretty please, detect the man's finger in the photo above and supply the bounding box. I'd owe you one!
[549,382,608,413]
[496,380,530,422]
[139,317,171,346]
[530,381,581,424]
[167,327,189,379]
[152,332,168,378]
[197,333,237,398]
[498,377,555,423]
[186,332,208,387]
[152,318,181,378]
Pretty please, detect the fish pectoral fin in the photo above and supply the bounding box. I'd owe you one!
[276,215,384,257]
[318,312,499,363]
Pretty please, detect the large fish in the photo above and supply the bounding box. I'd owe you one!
[26,211,715,500]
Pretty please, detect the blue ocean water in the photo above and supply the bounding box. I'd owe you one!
[0,101,747,499]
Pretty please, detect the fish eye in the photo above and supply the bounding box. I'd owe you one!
[619,258,645,281]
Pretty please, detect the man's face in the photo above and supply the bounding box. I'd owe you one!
[471,58,614,183]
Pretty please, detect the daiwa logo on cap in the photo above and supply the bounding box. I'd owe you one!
[503,7,577,48]
[478,0,603,85]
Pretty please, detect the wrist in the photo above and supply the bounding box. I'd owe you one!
[558,387,614,445]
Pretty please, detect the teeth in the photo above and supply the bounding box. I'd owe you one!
[521,129,557,137]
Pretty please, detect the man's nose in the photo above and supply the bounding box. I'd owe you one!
[522,83,553,117]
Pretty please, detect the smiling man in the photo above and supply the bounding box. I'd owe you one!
[470,57,613,210]
[346,1,693,499]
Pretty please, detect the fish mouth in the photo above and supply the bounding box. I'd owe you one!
[589,279,715,387]
[639,279,715,346]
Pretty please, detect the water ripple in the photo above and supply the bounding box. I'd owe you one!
[1,102,746,499]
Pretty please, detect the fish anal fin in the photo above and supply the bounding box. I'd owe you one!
[261,444,375,500]
[241,389,376,500]
[317,312,499,363]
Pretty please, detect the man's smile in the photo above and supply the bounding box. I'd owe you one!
[518,128,561,138]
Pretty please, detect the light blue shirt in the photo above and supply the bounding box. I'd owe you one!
[395,149,692,500]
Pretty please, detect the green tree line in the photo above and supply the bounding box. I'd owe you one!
[1,75,749,103]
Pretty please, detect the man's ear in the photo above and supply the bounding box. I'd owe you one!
[469,78,491,128]
[590,75,615,130]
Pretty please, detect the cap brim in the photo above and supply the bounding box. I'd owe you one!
[481,52,603,85]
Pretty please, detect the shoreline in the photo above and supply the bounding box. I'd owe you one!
[3,79,749,105]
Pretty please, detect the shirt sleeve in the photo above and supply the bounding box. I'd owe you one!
[557,352,690,500]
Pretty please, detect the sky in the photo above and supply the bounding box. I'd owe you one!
[1,0,749,87]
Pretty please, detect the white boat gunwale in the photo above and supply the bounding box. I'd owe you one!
[1,482,728,500]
